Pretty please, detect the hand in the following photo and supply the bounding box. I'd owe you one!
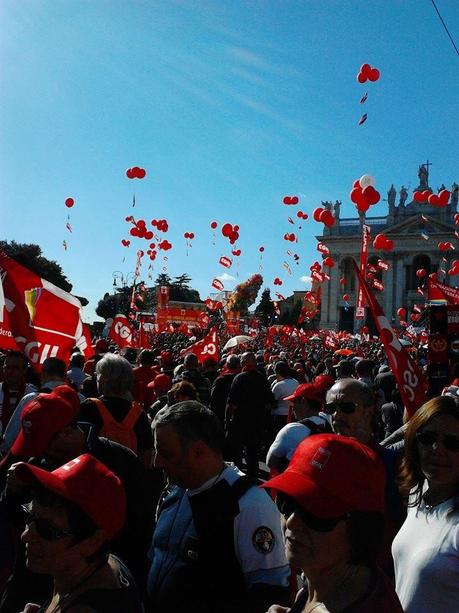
[6,462,28,495]
[266,607,290,613]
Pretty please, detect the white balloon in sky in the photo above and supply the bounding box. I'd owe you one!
[359,174,375,189]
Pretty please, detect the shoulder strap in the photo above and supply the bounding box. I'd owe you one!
[231,474,257,500]
[122,401,142,428]
[89,398,116,426]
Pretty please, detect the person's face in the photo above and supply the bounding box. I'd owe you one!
[291,397,312,420]
[327,382,373,441]
[153,424,197,488]
[21,500,78,575]
[283,506,350,572]
[3,356,26,388]
[417,414,459,489]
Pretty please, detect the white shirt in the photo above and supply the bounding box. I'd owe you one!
[271,378,299,416]
[266,415,329,468]
[392,492,459,613]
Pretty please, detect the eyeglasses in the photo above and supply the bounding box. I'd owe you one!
[21,504,74,542]
[276,493,349,532]
[416,431,459,452]
[325,401,358,414]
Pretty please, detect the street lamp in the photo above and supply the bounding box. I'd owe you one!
[112,271,136,288]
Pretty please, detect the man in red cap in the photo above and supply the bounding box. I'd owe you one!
[1,385,154,611]
[148,373,172,419]
[16,454,143,612]
[266,383,332,473]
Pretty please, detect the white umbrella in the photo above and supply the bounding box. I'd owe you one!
[223,335,253,350]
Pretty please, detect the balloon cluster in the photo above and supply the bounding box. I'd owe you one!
[283,196,299,205]
[438,241,454,252]
[296,211,308,220]
[312,207,335,227]
[184,232,195,240]
[158,239,172,251]
[126,166,146,179]
[226,273,263,313]
[152,219,169,232]
[283,233,296,242]
[129,219,154,240]
[448,260,459,276]
[350,175,380,213]
[221,223,240,245]
[121,239,130,247]
[413,188,450,207]
[232,249,241,256]
[317,242,330,255]
[373,233,394,251]
[357,63,380,83]
[323,256,335,268]
[273,277,283,286]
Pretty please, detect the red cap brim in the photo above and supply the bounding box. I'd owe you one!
[261,469,350,518]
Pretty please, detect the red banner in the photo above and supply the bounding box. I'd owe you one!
[356,224,371,319]
[156,306,205,332]
[180,327,219,363]
[354,261,427,418]
[428,279,459,305]
[0,251,90,369]
[157,286,170,308]
[225,311,241,336]
[108,314,135,348]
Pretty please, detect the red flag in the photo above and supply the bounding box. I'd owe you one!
[108,314,135,348]
[212,278,224,291]
[353,260,427,418]
[180,327,219,363]
[0,251,89,369]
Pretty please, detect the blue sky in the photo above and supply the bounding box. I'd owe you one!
[1,0,458,322]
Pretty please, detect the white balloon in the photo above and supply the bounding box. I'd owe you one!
[359,174,375,189]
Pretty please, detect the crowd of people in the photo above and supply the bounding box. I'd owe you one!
[0,331,457,612]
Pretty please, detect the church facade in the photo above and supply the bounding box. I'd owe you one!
[317,165,459,331]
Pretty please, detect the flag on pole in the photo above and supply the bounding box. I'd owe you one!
[0,251,90,369]
[180,327,219,363]
[353,260,427,419]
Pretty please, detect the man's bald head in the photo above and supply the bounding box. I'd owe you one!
[240,352,256,369]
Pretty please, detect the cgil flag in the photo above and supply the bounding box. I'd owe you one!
[180,327,219,364]
[0,251,91,369]
[353,260,427,419]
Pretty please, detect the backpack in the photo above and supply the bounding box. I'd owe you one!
[90,398,141,453]
[298,416,333,435]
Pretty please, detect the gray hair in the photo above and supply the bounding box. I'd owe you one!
[153,400,224,453]
[96,353,134,396]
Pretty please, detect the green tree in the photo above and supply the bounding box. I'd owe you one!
[0,240,88,305]
[255,288,275,326]
[154,273,172,287]
[95,287,131,320]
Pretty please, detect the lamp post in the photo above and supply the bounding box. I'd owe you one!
[112,271,136,288]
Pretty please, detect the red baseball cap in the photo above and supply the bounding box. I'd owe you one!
[262,434,385,517]
[94,339,108,353]
[313,374,335,392]
[160,350,172,364]
[148,373,172,392]
[12,385,80,459]
[284,383,323,402]
[16,454,126,539]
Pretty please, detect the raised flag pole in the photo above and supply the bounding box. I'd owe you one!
[355,223,371,323]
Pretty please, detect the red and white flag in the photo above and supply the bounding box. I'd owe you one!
[353,260,427,419]
[180,327,219,363]
[0,251,90,369]
[108,314,135,348]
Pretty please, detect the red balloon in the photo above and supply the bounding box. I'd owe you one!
[323,256,335,268]
[259,246,265,252]
[319,209,335,227]
[144,231,153,240]
[356,200,370,213]
[368,67,380,82]
[313,207,324,222]
[342,294,350,302]
[65,197,74,208]
[429,272,438,281]
[397,307,406,319]
[362,185,380,205]
[222,223,233,237]
[189,232,195,239]
[350,187,363,204]
[413,191,424,203]
[416,268,427,279]
[210,221,218,229]
[373,234,386,250]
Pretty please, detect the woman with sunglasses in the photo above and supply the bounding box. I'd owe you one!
[16,454,143,613]
[263,433,403,613]
[392,395,459,612]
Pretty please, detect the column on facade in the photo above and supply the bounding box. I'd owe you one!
[328,255,340,329]
[395,256,405,310]
[384,254,394,319]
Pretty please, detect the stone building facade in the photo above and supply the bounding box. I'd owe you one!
[317,165,459,332]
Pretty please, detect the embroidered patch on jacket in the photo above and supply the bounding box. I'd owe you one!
[252,526,275,554]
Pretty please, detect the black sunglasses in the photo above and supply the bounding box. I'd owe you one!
[416,431,459,452]
[21,504,74,542]
[325,401,358,414]
[276,493,349,532]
